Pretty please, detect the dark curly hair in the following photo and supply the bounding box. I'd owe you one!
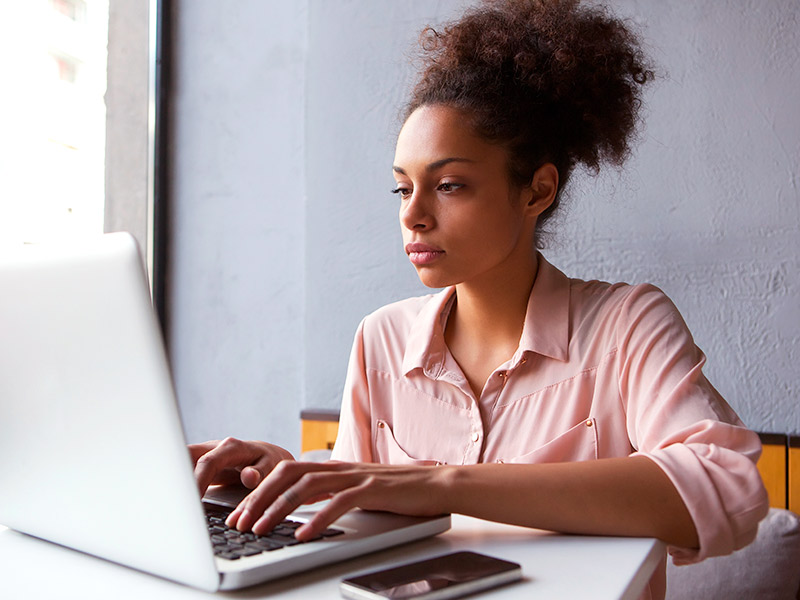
[405,0,655,247]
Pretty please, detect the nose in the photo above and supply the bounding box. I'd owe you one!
[399,190,435,232]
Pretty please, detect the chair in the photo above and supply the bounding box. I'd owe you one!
[666,508,800,599]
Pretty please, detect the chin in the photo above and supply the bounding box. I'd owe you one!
[415,269,458,290]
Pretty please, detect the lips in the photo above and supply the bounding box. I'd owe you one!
[405,242,445,266]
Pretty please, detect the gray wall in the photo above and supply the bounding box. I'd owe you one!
[168,1,308,453]
[169,0,800,457]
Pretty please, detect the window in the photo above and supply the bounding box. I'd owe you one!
[51,0,88,23]
[50,53,79,83]
[0,0,108,245]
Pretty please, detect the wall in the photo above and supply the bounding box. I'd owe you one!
[168,1,308,453]
[169,0,800,457]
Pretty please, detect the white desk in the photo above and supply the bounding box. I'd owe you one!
[0,516,664,600]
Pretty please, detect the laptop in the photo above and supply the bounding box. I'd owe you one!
[0,232,450,591]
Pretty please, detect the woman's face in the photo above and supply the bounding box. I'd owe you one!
[392,104,540,290]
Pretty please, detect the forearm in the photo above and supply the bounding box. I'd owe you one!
[438,455,698,548]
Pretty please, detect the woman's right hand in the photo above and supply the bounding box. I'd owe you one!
[189,437,295,497]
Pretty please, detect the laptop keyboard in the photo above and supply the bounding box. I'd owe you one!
[204,504,344,560]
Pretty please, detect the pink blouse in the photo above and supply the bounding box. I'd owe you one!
[331,253,768,598]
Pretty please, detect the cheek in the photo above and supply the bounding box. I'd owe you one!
[456,206,523,250]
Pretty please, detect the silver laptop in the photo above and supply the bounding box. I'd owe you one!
[0,232,450,591]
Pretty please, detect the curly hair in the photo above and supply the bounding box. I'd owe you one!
[405,0,655,247]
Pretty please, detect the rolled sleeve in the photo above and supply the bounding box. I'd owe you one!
[637,422,768,563]
[619,285,769,563]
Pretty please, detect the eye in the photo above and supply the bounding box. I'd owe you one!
[391,186,412,200]
[437,181,464,193]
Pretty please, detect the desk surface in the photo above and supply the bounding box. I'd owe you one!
[0,516,664,600]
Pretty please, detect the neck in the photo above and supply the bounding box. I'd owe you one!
[447,254,539,350]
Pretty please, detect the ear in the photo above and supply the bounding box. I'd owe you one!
[523,163,559,218]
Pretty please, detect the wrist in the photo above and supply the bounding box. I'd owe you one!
[431,465,465,515]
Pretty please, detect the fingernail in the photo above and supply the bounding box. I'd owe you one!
[236,509,253,531]
[225,507,241,528]
[295,524,311,541]
[252,514,272,535]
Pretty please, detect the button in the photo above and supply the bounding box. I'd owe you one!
[585,419,593,427]
[497,371,506,378]
[471,432,480,442]
[378,421,385,428]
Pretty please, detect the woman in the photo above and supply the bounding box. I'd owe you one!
[191,2,768,597]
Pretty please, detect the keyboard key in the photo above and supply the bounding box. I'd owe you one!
[246,540,282,552]
[272,526,296,536]
[233,547,263,558]
[265,534,301,547]
[204,505,345,562]
[320,528,345,537]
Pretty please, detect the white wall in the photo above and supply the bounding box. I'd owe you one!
[169,0,800,457]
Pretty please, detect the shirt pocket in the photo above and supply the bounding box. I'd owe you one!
[374,419,446,466]
[503,418,599,464]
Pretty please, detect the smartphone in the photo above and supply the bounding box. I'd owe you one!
[339,551,522,600]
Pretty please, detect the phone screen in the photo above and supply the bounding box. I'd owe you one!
[340,551,521,600]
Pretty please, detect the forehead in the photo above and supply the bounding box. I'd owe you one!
[394,105,507,170]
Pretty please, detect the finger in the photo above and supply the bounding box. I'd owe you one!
[187,441,220,465]
[303,491,335,505]
[239,450,284,489]
[240,467,263,490]
[294,484,368,541]
[194,437,254,496]
[250,468,359,535]
[231,462,349,533]
[227,460,304,531]
[251,486,306,535]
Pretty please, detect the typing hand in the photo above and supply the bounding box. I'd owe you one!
[224,461,449,541]
[189,437,295,497]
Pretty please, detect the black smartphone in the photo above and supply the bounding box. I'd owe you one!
[339,551,522,600]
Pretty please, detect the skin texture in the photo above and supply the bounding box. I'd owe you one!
[191,104,700,550]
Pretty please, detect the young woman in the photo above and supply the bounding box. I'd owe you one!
[191,2,768,598]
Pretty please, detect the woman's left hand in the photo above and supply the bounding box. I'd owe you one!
[224,460,450,541]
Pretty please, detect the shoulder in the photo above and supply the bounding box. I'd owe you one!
[571,277,676,316]
[358,288,450,346]
[363,293,437,327]
[568,276,689,346]
[538,254,681,331]
[363,294,436,330]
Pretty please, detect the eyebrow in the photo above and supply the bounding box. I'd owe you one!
[393,157,475,175]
